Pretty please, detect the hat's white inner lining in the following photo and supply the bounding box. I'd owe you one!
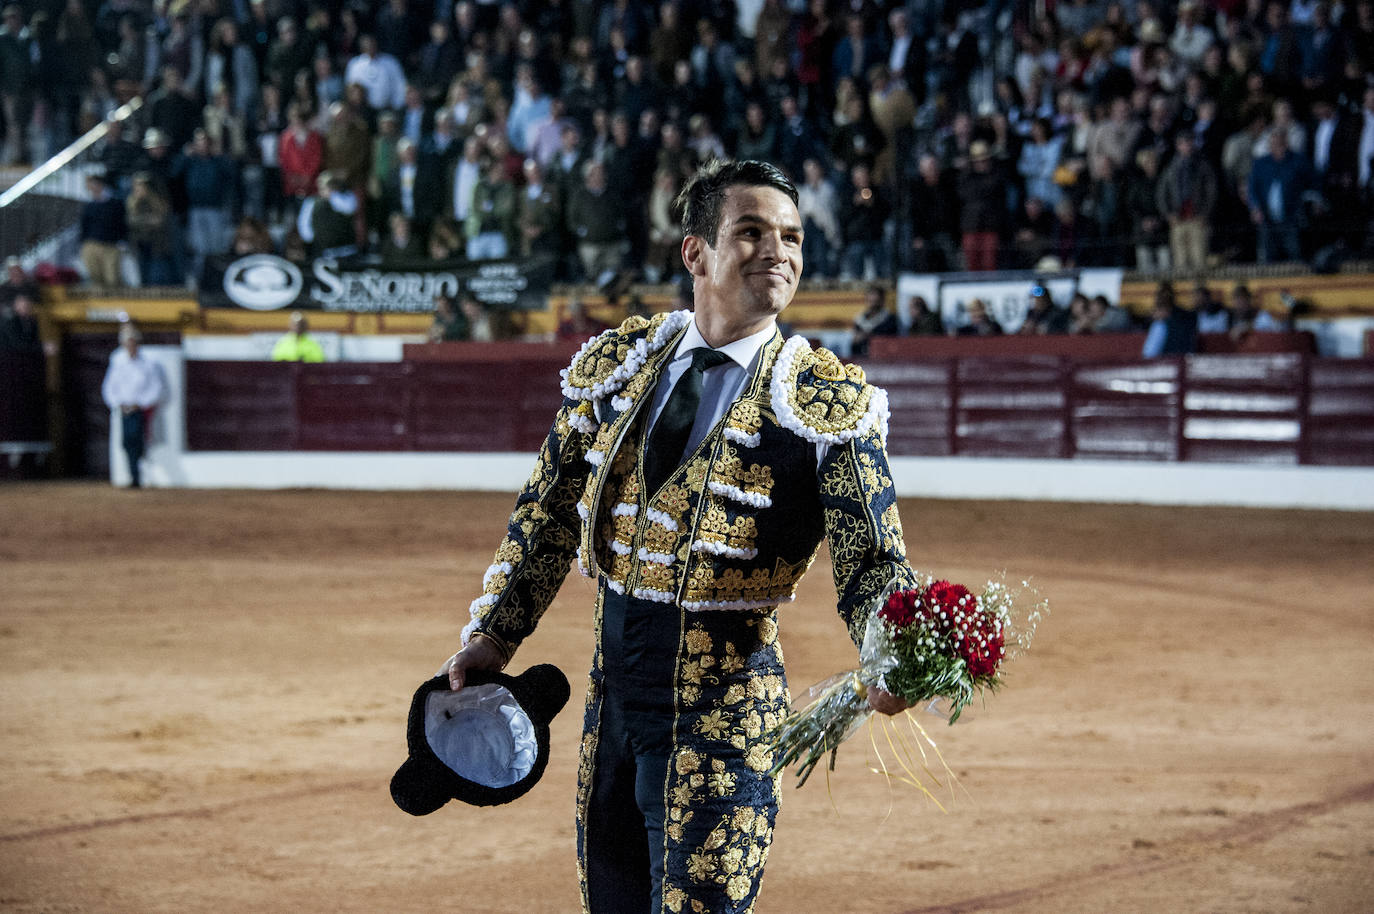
[424,683,537,788]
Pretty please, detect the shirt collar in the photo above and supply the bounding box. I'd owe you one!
[674,317,776,371]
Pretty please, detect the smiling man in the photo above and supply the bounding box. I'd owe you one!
[444,159,916,913]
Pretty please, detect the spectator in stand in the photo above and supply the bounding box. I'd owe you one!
[507,65,551,155]
[1020,284,1071,334]
[829,90,884,174]
[1169,1,1215,68]
[1079,151,1123,263]
[733,101,777,163]
[1011,196,1054,270]
[0,256,38,309]
[1019,118,1066,208]
[375,0,423,66]
[775,95,824,179]
[515,157,560,259]
[264,18,314,95]
[956,298,1004,336]
[204,18,259,129]
[0,289,40,352]
[645,168,682,283]
[180,129,236,286]
[1089,294,1136,333]
[99,119,144,198]
[0,4,31,165]
[1193,283,1231,334]
[271,311,326,362]
[323,100,372,248]
[453,132,488,222]
[1248,128,1313,263]
[566,159,627,285]
[230,217,273,255]
[908,295,943,335]
[1228,284,1284,342]
[380,211,424,261]
[345,35,407,114]
[125,172,176,287]
[415,19,461,108]
[797,157,840,279]
[866,64,914,187]
[465,159,516,261]
[304,172,360,258]
[369,110,403,215]
[1157,131,1217,271]
[202,82,248,163]
[101,324,165,488]
[838,162,889,281]
[145,65,200,153]
[906,153,960,272]
[1142,281,1198,357]
[80,172,126,290]
[850,284,900,356]
[312,55,344,116]
[280,102,323,219]
[148,12,203,104]
[958,140,1007,271]
[428,291,468,342]
[459,293,494,342]
[1087,97,1142,174]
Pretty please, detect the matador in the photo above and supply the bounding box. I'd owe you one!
[444,160,917,914]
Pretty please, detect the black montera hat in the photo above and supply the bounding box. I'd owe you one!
[390,664,570,814]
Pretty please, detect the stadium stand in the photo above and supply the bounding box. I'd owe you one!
[0,0,1371,288]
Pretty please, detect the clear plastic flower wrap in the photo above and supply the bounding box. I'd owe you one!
[765,573,1046,791]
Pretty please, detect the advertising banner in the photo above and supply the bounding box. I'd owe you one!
[199,254,555,313]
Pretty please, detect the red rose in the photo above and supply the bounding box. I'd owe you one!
[924,580,972,618]
[878,589,919,630]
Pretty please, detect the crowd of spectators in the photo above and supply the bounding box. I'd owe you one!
[3,0,1372,292]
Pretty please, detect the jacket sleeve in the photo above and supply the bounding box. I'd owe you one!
[816,422,918,649]
[461,397,596,660]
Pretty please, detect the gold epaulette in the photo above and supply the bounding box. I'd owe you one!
[770,336,889,445]
[560,310,692,401]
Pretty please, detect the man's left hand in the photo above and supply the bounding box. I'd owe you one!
[867,684,910,716]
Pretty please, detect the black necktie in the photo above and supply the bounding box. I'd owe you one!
[644,347,731,493]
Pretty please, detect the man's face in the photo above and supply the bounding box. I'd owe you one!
[685,185,803,330]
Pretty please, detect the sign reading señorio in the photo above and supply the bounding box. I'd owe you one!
[202,254,554,313]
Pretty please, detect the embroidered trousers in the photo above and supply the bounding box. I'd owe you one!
[581,586,783,914]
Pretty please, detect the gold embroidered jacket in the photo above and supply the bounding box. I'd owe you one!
[463,308,915,673]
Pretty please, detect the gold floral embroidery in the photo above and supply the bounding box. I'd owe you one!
[696,503,760,552]
[684,626,713,656]
[726,402,763,436]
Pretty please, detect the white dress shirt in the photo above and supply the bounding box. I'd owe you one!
[645,318,830,463]
[101,348,166,410]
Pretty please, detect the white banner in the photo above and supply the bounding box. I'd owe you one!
[897,269,1124,334]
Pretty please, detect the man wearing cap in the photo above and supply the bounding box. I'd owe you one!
[101,325,166,488]
[444,159,916,913]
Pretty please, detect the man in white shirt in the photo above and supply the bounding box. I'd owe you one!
[343,35,406,112]
[100,325,166,488]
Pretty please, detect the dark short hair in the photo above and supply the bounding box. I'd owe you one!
[676,159,798,247]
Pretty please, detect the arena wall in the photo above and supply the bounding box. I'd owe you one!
[112,347,1374,510]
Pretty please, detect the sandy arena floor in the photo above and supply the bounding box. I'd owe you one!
[1,483,1372,913]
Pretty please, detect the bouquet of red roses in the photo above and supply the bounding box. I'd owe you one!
[766,574,1045,789]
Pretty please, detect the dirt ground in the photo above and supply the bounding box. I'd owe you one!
[1,482,1372,914]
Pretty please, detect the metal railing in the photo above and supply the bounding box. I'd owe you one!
[0,98,142,265]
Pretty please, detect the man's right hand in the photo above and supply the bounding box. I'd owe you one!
[441,634,506,691]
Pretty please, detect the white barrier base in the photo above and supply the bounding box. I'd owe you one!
[127,450,1374,511]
